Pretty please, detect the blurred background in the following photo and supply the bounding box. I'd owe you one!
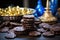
[0,0,60,8]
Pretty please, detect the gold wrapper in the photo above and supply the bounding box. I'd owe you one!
[0,6,35,16]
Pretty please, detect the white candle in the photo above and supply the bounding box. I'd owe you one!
[23,0,29,7]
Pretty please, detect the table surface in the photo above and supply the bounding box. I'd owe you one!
[0,17,60,40]
[0,33,60,40]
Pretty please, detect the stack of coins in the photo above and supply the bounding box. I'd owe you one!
[34,18,41,28]
[22,15,36,31]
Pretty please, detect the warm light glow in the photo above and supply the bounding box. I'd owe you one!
[0,6,35,16]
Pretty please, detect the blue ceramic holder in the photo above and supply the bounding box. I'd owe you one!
[50,0,58,16]
[34,0,45,17]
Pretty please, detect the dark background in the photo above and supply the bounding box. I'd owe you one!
[0,0,60,8]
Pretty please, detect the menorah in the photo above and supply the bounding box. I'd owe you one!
[39,0,57,23]
[34,0,58,17]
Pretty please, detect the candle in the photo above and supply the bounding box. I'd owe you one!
[23,0,29,7]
